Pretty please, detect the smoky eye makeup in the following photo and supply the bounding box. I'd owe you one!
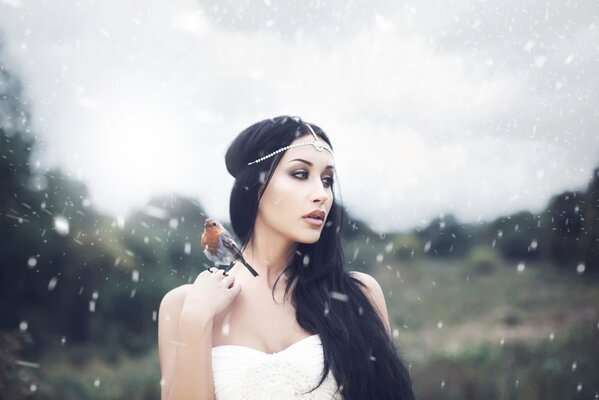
[290,169,335,187]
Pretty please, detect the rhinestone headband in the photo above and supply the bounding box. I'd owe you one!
[247,123,334,166]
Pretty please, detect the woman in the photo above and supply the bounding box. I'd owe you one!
[158,116,415,400]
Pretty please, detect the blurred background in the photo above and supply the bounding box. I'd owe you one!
[1,0,598,399]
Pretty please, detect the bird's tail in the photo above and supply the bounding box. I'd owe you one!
[240,258,259,277]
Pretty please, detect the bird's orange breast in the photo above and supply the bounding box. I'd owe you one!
[201,229,220,253]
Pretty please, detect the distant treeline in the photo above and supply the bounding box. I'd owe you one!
[416,178,598,269]
[341,168,599,273]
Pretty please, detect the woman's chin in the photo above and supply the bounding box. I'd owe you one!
[295,232,322,244]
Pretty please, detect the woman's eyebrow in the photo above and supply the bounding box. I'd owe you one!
[287,158,335,172]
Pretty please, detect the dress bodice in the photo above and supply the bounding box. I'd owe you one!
[211,334,343,399]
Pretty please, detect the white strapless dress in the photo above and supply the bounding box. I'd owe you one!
[212,334,343,400]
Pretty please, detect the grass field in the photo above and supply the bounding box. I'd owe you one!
[373,255,599,399]
[32,254,599,399]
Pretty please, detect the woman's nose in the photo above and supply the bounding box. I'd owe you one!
[312,179,329,203]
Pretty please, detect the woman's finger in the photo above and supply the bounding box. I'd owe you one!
[211,267,226,279]
[221,273,236,289]
[194,269,211,285]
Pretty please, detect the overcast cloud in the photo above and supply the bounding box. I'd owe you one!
[0,0,597,232]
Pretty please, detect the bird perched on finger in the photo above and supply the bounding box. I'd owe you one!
[201,218,259,277]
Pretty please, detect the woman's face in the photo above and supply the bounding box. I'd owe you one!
[256,134,335,244]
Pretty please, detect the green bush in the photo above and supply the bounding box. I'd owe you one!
[40,347,161,400]
[464,245,501,276]
[392,234,423,260]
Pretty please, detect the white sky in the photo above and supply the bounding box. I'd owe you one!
[0,0,597,232]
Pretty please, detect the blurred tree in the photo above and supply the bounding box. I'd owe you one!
[0,48,208,359]
[0,331,54,399]
[416,213,473,257]
[540,190,586,268]
[0,51,49,352]
[582,167,599,273]
[491,211,543,261]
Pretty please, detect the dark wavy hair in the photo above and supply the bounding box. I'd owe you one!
[224,115,415,400]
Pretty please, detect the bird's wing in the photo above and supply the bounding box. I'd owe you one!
[220,230,243,257]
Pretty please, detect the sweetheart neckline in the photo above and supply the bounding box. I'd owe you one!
[212,334,320,355]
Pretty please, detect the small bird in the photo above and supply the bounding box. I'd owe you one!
[201,218,259,277]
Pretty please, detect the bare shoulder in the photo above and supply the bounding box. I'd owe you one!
[348,271,380,291]
[160,284,192,308]
[348,271,392,334]
[158,284,192,349]
[158,284,193,337]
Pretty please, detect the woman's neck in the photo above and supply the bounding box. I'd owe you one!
[242,224,296,289]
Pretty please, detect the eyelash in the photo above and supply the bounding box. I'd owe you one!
[292,171,335,188]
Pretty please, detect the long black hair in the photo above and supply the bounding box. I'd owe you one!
[224,115,415,400]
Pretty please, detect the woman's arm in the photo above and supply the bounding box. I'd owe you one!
[158,284,216,400]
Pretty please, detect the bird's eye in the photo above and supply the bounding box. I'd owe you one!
[212,222,216,226]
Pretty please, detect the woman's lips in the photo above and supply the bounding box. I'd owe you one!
[302,216,324,226]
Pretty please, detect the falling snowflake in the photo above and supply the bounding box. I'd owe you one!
[424,241,431,253]
[330,291,349,302]
[27,256,37,268]
[385,242,394,253]
[302,254,310,268]
[144,205,169,220]
[48,277,58,291]
[54,215,69,235]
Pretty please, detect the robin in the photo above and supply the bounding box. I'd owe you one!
[200,218,259,277]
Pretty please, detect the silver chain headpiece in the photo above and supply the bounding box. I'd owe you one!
[247,123,334,166]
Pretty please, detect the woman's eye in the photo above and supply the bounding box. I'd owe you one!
[292,171,308,180]
[292,171,334,188]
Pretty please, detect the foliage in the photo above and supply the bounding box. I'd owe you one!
[412,324,599,400]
